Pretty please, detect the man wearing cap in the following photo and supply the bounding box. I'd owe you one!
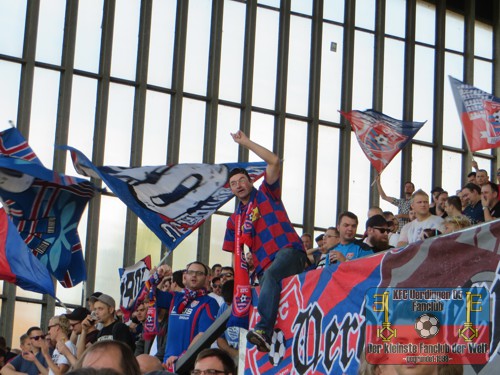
[223,130,307,353]
[364,215,392,253]
[65,307,98,359]
[92,294,135,351]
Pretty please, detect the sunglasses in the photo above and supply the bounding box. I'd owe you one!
[220,273,233,278]
[30,335,46,341]
[212,284,222,289]
[372,226,390,234]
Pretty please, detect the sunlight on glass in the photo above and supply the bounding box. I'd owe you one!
[352,31,374,110]
[291,0,312,16]
[474,21,492,59]
[0,61,21,125]
[411,145,432,192]
[13,302,41,345]
[74,0,103,73]
[415,0,435,45]
[441,151,462,194]
[320,24,343,122]
[445,11,464,52]
[348,136,371,230]
[0,0,27,57]
[179,98,205,163]
[215,105,240,164]
[249,112,274,163]
[324,0,344,23]
[136,220,162,265]
[355,0,375,30]
[383,38,404,120]
[385,0,406,38]
[413,45,434,143]
[443,52,463,149]
[172,230,198,271]
[209,214,233,267]
[36,0,65,65]
[143,90,170,165]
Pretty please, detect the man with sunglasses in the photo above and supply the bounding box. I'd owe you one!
[208,276,224,306]
[364,215,392,253]
[0,327,48,375]
[223,131,307,352]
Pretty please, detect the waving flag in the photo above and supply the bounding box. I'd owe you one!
[340,110,425,173]
[64,146,266,254]
[0,210,55,297]
[119,255,152,316]
[449,76,500,152]
[0,127,97,287]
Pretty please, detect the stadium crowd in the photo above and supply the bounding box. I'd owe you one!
[1,131,496,375]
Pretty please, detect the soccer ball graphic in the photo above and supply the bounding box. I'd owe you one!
[269,328,286,366]
[374,133,389,146]
[415,313,440,339]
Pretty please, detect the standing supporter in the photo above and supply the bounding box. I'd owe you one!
[156,261,219,371]
[245,252,258,286]
[481,181,500,221]
[326,212,373,265]
[211,264,222,278]
[375,176,415,231]
[467,171,476,184]
[429,187,444,212]
[433,191,448,218]
[444,196,462,218]
[208,276,225,306]
[129,302,147,341]
[397,190,444,247]
[0,328,48,375]
[41,315,76,375]
[222,130,307,353]
[476,169,489,187]
[383,211,400,247]
[461,183,484,224]
[170,270,185,292]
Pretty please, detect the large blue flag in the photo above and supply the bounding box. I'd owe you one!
[64,146,266,253]
[0,210,55,297]
[0,127,97,287]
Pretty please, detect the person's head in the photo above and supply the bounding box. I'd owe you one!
[221,279,234,305]
[77,340,141,375]
[410,190,430,219]
[65,307,91,335]
[19,333,31,353]
[135,354,163,374]
[93,294,116,326]
[430,187,444,203]
[245,252,254,270]
[442,215,471,234]
[171,270,185,292]
[185,261,209,291]
[337,211,358,244]
[323,227,340,251]
[404,181,415,195]
[228,168,253,204]
[26,327,45,351]
[382,211,399,233]
[47,315,71,341]
[134,302,148,323]
[476,169,489,186]
[461,183,481,206]
[481,181,499,208]
[365,215,390,250]
[436,191,449,210]
[367,207,384,218]
[301,233,312,249]
[315,233,324,248]
[445,196,462,216]
[193,348,236,375]
[211,276,222,296]
[87,292,103,311]
[211,264,222,277]
[467,171,477,184]
[220,266,234,284]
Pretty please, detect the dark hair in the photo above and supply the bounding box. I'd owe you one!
[19,334,29,346]
[195,348,236,374]
[404,181,415,190]
[0,337,6,349]
[446,196,462,212]
[462,183,481,194]
[186,261,209,276]
[228,167,250,180]
[211,264,222,272]
[326,226,339,236]
[301,233,312,239]
[422,228,442,239]
[211,276,221,285]
[337,211,358,226]
[477,169,488,175]
[221,266,234,274]
[26,327,43,337]
[437,191,448,199]
[172,270,185,288]
[467,171,476,178]
[221,280,234,304]
[482,181,499,194]
[431,186,444,194]
[77,340,141,375]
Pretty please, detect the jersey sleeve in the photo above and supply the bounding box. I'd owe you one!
[222,215,236,253]
[197,299,220,333]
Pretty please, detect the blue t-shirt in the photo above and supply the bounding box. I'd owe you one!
[158,291,219,362]
[325,240,373,265]
[463,201,484,224]
[216,303,240,349]
[8,351,48,375]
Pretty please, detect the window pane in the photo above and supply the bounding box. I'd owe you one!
[320,23,343,123]
[179,99,206,163]
[291,0,312,16]
[104,84,134,165]
[209,214,233,267]
[36,0,66,65]
[445,10,463,52]
[258,0,279,7]
[416,0,435,45]
[282,119,307,224]
[286,16,311,116]
[0,61,21,125]
[17,288,43,299]
[385,0,406,38]
[411,145,432,193]
[14,302,42,342]
[249,112,274,162]
[172,229,198,271]
[0,0,27,57]
[29,68,60,167]
[474,21,492,59]
[136,221,161,265]
[142,91,170,165]
[219,0,245,102]
[383,38,405,120]
[443,52,463,149]
[148,0,176,87]
[74,0,103,73]
[253,8,279,109]
[324,0,344,23]
[377,153,402,214]
[314,126,339,228]
[111,0,140,80]
[215,105,240,164]
[355,0,375,30]
[474,60,492,93]
[184,0,212,95]
[441,151,462,195]
[413,45,435,143]
[348,136,371,231]
[352,31,374,110]
[57,282,84,305]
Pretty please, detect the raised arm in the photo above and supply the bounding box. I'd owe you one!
[375,175,395,204]
[231,131,280,185]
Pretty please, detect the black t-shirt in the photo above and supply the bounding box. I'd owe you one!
[489,201,500,218]
[97,321,135,351]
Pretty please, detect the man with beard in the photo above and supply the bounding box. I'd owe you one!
[364,215,392,253]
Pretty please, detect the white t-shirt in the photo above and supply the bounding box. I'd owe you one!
[49,340,77,375]
[398,215,444,245]
[208,292,225,307]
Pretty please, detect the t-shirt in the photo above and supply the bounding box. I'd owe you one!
[222,175,305,276]
[462,201,484,224]
[216,303,239,349]
[97,321,135,351]
[8,351,48,375]
[49,341,76,375]
[391,197,412,230]
[489,201,500,218]
[398,215,444,244]
[325,241,373,265]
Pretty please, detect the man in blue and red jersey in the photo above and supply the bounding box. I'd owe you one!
[156,261,219,371]
[222,130,307,352]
